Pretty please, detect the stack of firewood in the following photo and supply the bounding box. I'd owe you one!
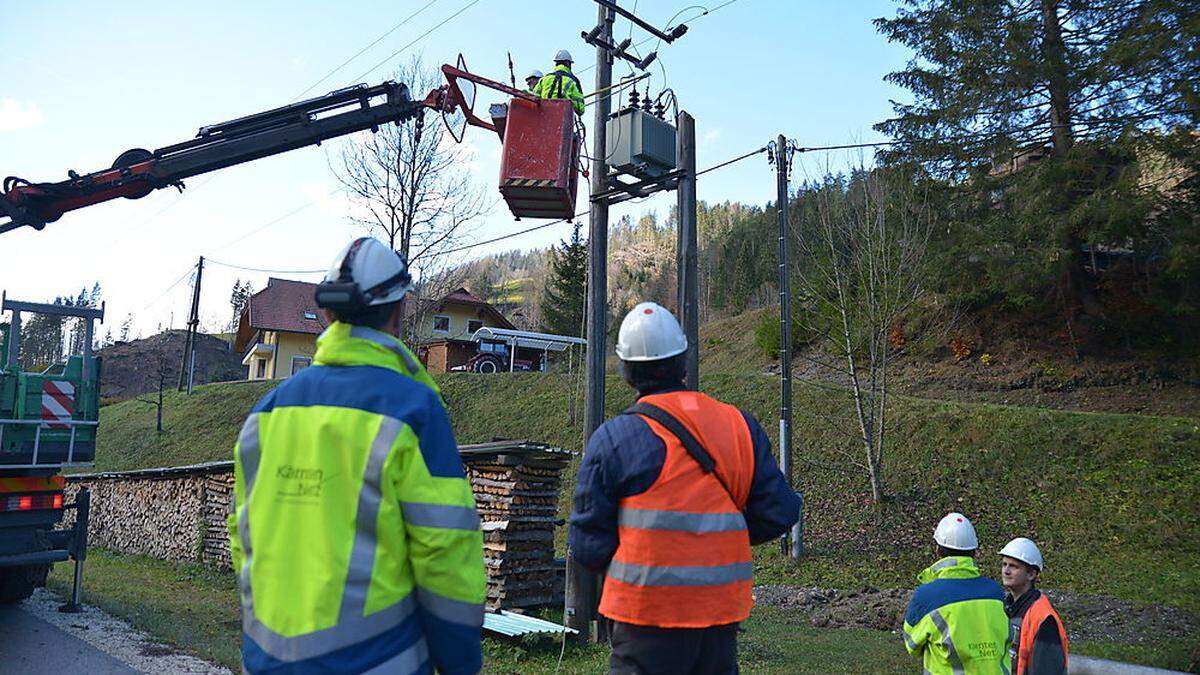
[461,442,572,610]
[201,473,235,570]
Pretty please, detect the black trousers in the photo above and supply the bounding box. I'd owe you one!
[608,620,740,675]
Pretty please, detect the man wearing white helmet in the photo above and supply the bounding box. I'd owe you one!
[229,237,486,674]
[902,512,1012,674]
[1000,537,1069,675]
[569,302,800,674]
[533,49,585,115]
[524,69,543,93]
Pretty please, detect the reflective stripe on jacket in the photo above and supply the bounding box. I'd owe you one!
[598,390,757,628]
[228,322,485,675]
[534,64,585,115]
[903,556,1013,675]
[1016,593,1069,675]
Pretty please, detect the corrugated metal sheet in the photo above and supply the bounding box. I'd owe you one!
[483,610,578,637]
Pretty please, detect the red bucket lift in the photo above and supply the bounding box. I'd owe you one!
[440,58,581,220]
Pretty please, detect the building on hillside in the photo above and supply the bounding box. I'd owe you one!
[412,288,517,373]
[234,278,326,381]
[233,281,522,378]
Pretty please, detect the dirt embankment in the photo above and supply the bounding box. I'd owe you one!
[99,331,243,401]
[755,585,1200,646]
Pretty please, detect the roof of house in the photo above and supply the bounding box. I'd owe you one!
[434,287,515,329]
[244,278,327,336]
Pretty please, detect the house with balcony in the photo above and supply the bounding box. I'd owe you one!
[233,278,326,381]
[233,281,518,379]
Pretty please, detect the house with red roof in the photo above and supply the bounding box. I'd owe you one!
[233,280,515,379]
[233,278,327,380]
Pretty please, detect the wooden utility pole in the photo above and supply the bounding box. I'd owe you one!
[177,256,203,391]
[675,111,699,390]
[774,136,802,558]
[566,0,615,642]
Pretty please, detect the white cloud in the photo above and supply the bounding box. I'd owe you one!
[701,127,722,146]
[0,99,43,131]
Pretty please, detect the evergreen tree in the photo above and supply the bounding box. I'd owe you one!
[875,0,1200,320]
[229,280,254,333]
[540,222,588,336]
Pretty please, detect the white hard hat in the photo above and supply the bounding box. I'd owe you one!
[999,537,1044,570]
[615,302,687,362]
[554,49,573,63]
[933,512,979,551]
[315,237,413,310]
[526,69,543,80]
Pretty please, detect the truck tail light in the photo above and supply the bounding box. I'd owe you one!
[0,492,63,512]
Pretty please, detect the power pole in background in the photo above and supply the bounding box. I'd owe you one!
[675,112,699,390]
[772,136,802,558]
[177,256,203,392]
[566,0,615,642]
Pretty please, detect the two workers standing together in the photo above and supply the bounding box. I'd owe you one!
[228,236,1067,674]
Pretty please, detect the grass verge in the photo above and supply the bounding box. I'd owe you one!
[47,549,1198,672]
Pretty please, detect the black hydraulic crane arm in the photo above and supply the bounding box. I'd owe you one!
[0,80,446,235]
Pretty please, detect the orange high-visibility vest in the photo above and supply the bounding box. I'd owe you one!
[1016,593,1070,675]
[598,391,756,628]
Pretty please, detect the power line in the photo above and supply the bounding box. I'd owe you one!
[206,258,327,275]
[349,0,485,83]
[292,0,441,101]
[139,264,196,312]
[209,188,342,253]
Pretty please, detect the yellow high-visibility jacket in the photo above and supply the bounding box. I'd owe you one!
[534,64,585,115]
[228,322,485,674]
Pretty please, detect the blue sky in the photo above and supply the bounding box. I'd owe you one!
[0,0,911,338]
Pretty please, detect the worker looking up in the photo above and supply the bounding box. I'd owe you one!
[534,49,585,115]
[569,302,801,675]
[525,69,543,93]
[1001,538,1069,675]
[903,513,1012,675]
[228,237,485,675]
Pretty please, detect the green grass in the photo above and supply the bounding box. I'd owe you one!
[48,550,1199,672]
[90,308,1200,616]
[47,549,241,670]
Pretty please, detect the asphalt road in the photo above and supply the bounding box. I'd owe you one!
[0,601,137,674]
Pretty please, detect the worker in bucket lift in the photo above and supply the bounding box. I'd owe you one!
[902,512,1012,675]
[534,49,586,115]
[228,236,485,674]
[525,69,543,93]
[1000,537,1069,675]
[569,302,801,675]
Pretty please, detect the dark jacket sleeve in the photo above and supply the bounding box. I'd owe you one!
[1028,615,1067,675]
[740,411,801,545]
[568,416,665,573]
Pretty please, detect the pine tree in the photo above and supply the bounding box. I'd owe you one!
[874,0,1200,317]
[540,222,588,336]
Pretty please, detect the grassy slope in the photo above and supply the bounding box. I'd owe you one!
[94,368,1200,613]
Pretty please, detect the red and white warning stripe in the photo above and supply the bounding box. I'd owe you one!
[41,380,75,429]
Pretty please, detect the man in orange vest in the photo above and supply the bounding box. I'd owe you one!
[1000,538,1069,675]
[569,301,801,675]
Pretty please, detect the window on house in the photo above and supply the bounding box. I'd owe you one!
[303,311,318,320]
[291,356,312,375]
[433,315,450,333]
[467,319,483,334]
[255,358,267,379]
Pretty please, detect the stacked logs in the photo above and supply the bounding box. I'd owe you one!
[63,473,208,561]
[461,442,572,610]
[201,473,235,570]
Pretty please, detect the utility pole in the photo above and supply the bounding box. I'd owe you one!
[773,136,802,558]
[177,256,203,391]
[566,0,615,642]
[675,111,699,390]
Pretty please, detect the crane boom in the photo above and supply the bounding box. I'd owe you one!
[0,80,443,235]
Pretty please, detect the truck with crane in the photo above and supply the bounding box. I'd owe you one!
[0,57,582,604]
